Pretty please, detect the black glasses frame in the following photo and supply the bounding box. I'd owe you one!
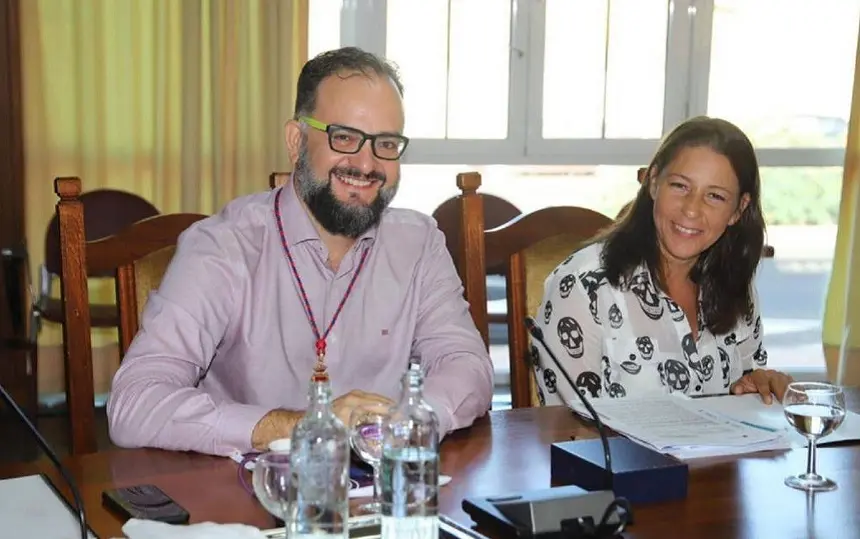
[300,116,410,161]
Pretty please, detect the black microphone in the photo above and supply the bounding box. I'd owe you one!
[525,316,614,492]
[0,382,88,538]
[1,246,28,338]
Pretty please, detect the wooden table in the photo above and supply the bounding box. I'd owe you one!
[3,391,860,539]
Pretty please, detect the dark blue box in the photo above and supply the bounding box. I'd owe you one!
[550,437,689,504]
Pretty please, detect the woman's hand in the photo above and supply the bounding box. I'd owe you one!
[730,369,794,404]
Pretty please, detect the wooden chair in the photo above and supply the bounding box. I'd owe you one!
[54,177,207,455]
[30,188,160,392]
[620,167,775,257]
[432,192,521,325]
[456,172,614,408]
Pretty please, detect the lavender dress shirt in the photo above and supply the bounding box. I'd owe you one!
[106,181,494,456]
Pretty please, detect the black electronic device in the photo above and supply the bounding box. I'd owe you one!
[0,245,31,339]
[463,484,626,538]
[460,317,640,538]
[102,484,191,524]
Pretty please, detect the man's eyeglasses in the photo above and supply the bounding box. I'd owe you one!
[299,116,409,161]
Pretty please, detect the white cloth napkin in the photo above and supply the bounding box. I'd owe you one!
[117,518,267,539]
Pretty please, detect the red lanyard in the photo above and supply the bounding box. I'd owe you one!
[273,187,371,381]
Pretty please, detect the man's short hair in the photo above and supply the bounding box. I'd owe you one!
[294,47,404,119]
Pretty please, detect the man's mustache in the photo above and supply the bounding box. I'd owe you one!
[329,167,387,187]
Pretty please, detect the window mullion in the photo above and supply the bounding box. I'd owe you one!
[524,0,546,156]
[340,0,387,54]
[686,0,715,119]
[508,0,530,156]
[663,0,696,134]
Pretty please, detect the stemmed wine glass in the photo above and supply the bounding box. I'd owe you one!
[783,382,846,491]
[349,402,391,514]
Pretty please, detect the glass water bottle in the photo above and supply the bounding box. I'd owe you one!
[380,366,441,539]
[287,378,350,538]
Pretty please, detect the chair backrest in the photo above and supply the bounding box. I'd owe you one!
[44,188,160,278]
[270,171,290,190]
[432,192,521,275]
[456,172,613,408]
[54,177,207,455]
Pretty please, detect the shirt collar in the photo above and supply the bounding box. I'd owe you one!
[277,175,379,247]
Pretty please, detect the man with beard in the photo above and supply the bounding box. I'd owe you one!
[106,47,494,456]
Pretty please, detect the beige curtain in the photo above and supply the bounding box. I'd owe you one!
[823,18,860,387]
[20,0,308,396]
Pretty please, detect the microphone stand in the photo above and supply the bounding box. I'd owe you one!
[525,316,614,492]
[526,317,635,538]
[0,382,89,539]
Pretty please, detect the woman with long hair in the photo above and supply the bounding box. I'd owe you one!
[534,116,792,405]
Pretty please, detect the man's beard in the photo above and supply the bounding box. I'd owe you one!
[293,142,398,239]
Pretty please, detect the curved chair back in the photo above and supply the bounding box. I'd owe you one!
[44,189,160,278]
[455,172,613,407]
[432,193,521,275]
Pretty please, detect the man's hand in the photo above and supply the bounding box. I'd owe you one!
[332,390,395,427]
[251,391,393,451]
[730,369,794,404]
[251,409,303,451]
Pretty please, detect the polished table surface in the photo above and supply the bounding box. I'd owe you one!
[3,390,860,539]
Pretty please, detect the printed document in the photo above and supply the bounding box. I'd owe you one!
[569,393,860,459]
[0,474,98,538]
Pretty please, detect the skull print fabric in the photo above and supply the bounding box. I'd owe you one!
[531,243,766,406]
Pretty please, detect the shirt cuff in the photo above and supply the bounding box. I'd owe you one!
[423,395,453,441]
[215,403,272,455]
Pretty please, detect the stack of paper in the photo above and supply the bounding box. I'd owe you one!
[0,474,98,538]
[685,393,860,449]
[568,393,860,460]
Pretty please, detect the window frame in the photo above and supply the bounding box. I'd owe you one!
[336,0,848,168]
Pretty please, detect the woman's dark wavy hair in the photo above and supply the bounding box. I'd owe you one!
[598,116,765,335]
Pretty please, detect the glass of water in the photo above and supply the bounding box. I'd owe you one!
[783,382,846,491]
[251,450,292,520]
[350,402,391,513]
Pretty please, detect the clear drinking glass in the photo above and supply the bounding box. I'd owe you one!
[349,401,391,514]
[783,382,846,491]
[251,450,292,520]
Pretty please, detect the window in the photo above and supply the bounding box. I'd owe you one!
[331,0,858,165]
[757,167,841,373]
[542,0,668,139]
[396,164,641,218]
[386,0,511,139]
[708,0,859,150]
[327,0,859,380]
[308,0,341,60]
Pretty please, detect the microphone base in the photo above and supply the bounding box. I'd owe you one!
[463,484,620,538]
[551,437,688,504]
